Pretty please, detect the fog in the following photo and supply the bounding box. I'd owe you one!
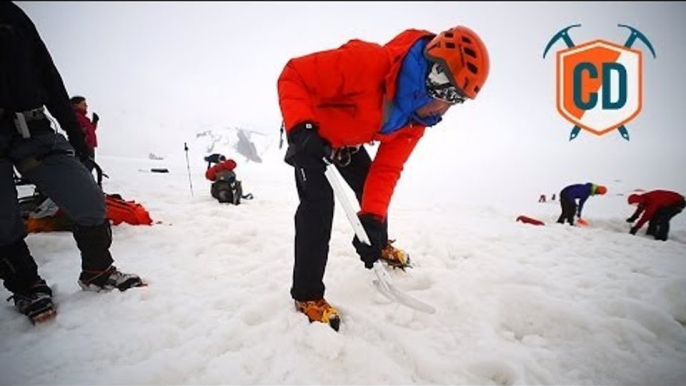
[17,1,686,195]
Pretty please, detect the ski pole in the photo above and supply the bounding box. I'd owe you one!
[184,142,194,197]
[322,158,435,314]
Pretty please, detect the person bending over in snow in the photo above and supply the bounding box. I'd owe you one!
[277,25,490,330]
[205,158,242,205]
[556,183,607,226]
[0,2,144,325]
[626,190,685,241]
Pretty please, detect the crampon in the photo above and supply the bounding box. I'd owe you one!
[380,240,412,270]
[295,299,341,332]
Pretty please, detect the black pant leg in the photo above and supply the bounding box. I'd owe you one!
[558,197,576,225]
[655,201,684,241]
[647,209,663,236]
[557,199,565,224]
[567,200,577,225]
[336,147,389,243]
[291,165,334,301]
[336,147,370,203]
[83,148,96,173]
[0,238,42,295]
[21,151,112,270]
[0,157,26,245]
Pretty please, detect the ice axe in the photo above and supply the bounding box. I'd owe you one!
[614,24,657,141]
[543,24,584,141]
[619,24,656,59]
[543,24,581,59]
[321,158,436,314]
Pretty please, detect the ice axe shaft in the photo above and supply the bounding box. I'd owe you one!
[614,24,655,142]
[322,159,435,314]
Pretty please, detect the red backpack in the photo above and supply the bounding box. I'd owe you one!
[105,194,153,226]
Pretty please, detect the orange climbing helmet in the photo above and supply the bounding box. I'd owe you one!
[595,185,608,195]
[424,25,490,100]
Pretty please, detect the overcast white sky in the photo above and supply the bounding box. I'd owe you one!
[16,1,686,192]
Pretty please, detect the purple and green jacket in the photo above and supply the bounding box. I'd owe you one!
[561,183,601,217]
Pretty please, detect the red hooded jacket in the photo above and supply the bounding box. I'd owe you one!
[73,109,97,149]
[277,29,434,219]
[205,159,237,181]
[631,190,685,230]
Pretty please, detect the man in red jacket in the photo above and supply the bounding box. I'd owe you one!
[205,158,241,204]
[626,190,685,241]
[277,26,490,330]
[70,96,99,172]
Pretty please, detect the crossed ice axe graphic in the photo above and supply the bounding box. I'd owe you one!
[543,24,656,141]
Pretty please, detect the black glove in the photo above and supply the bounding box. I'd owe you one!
[353,214,385,269]
[284,122,331,168]
[92,112,100,125]
[629,227,638,235]
[626,217,636,223]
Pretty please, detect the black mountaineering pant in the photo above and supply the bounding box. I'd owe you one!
[649,199,686,241]
[557,194,577,226]
[290,147,387,301]
[1,120,113,294]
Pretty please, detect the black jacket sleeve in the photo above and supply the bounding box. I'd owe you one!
[25,8,82,140]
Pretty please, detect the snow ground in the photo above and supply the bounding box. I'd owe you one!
[1,149,685,385]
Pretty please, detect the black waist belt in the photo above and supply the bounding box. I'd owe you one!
[20,108,47,122]
[0,107,46,120]
[0,107,47,139]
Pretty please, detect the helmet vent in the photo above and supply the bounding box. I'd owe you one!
[462,36,472,44]
[446,42,456,49]
[474,85,481,94]
[467,62,478,74]
[445,32,454,38]
[464,47,477,58]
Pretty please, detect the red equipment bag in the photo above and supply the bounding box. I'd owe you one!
[516,215,545,226]
[105,194,153,226]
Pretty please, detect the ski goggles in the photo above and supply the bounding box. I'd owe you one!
[425,63,467,105]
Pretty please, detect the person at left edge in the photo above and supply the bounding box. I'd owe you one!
[0,2,144,325]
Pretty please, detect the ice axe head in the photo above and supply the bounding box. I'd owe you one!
[618,24,656,58]
[543,24,581,59]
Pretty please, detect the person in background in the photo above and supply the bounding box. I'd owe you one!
[70,96,99,172]
[556,183,607,226]
[0,2,144,325]
[626,190,685,241]
[205,157,240,204]
[278,25,490,330]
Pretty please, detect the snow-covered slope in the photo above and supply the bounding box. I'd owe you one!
[1,149,684,385]
[194,125,274,164]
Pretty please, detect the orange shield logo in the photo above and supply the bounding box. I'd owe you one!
[558,40,642,136]
[543,25,656,141]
